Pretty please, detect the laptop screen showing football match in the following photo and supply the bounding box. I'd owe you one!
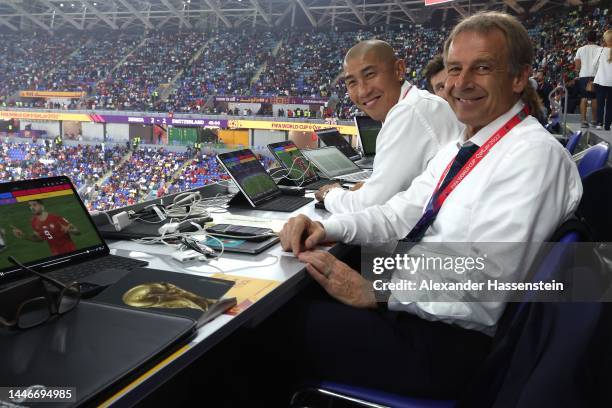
[218,149,280,204]
[0,177,107,279]
[303,147,361,178]
[269,141,318,183]
[355,116,382,156]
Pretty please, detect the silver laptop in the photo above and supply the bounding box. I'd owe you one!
[302,147,372,183]
[354,115,382,169]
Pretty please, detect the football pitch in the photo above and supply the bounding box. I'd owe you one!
[241,174,277,197]
[0,195,101,270]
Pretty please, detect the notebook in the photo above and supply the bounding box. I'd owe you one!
[354,115,382,169]
[302,147,373,183]
[217,149,313,212]
[267,140,336,190]
[315,127,362,161]
[0,176,147,295]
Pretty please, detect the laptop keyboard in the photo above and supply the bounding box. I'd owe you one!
[48,255,148,284]
[341,172,371,183]
[256,196,313,212]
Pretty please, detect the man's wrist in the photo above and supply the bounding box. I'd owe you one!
[321,185,340,202]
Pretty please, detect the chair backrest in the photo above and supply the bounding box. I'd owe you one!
[565,131,582,154]
[577,166,612,241]
[578,143,609,179]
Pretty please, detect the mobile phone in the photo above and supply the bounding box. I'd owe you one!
[205,224,275,241]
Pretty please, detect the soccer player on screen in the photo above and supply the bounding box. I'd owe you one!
[11,200,80,256]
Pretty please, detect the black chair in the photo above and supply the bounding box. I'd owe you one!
[575,166,612,241]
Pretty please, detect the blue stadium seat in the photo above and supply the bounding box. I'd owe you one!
[565,130,582,154]
[577,143,609,179]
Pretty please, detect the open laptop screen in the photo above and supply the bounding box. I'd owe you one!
[315,128,361,160]
[0,176,107,281]
[217,149,280,205]
[268,141,318,184]
[302,147,362,178]
[355,116,382,156]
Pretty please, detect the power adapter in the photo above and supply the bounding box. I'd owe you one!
[111,211,133,231]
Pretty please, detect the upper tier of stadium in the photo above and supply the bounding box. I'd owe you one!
[0,6,608,117]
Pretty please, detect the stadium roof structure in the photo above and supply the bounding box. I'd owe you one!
[0,0,579,32]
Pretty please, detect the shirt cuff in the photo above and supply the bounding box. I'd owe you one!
[320,218,345,242]
[323,187,345,211]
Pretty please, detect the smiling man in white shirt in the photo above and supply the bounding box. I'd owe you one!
[277,12,582,397]
[316,40,462,214]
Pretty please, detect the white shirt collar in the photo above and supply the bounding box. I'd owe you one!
[458,100,525,148]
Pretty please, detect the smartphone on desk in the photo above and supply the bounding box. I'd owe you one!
[205,224,276,242]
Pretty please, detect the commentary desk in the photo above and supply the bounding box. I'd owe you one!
[94,183,350,407]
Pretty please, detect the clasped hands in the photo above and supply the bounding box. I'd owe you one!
[279,214,376,309]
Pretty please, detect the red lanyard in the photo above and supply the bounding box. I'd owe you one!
[431,106,530,210]
[400,83,412,100]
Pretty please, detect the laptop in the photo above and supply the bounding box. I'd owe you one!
[354,115,382,169]
[0,300,195,407]
[0,176,148,294]
[217,149,313,212]
[302,147,373,183]
[268,140,337,190]
[316,128,361,161]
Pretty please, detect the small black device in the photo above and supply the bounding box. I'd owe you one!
[277,185,305,196]
[315,201,327,210]
[206,224,275,242]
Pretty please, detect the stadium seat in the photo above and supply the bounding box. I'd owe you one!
[575,167,612,241]
[565,130,582,154]
[577,143,609,179]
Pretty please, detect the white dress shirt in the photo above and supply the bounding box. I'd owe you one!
[321,101,583,334]
[324,82,463,214]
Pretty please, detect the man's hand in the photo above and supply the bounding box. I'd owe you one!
[349,181,365,191]
[279,214,326,256]
[298,251,376,309]
[314,183,342,202]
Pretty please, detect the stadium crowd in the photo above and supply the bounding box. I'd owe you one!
[0,6,611,210]
[0,140,126,190]
[0,137,279,211]
[3,6,608,118]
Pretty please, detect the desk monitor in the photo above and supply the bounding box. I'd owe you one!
[354,115,382,157]
[217,149,281,207]
[315,128,361,161]
[0,176,108,283]
[268,141,318,184]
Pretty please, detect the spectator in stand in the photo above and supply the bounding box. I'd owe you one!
[594,30,612,130]
[575,30,604,127]
[421,54,449,100]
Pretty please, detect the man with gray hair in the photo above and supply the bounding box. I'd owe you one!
[276,11,582,397]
